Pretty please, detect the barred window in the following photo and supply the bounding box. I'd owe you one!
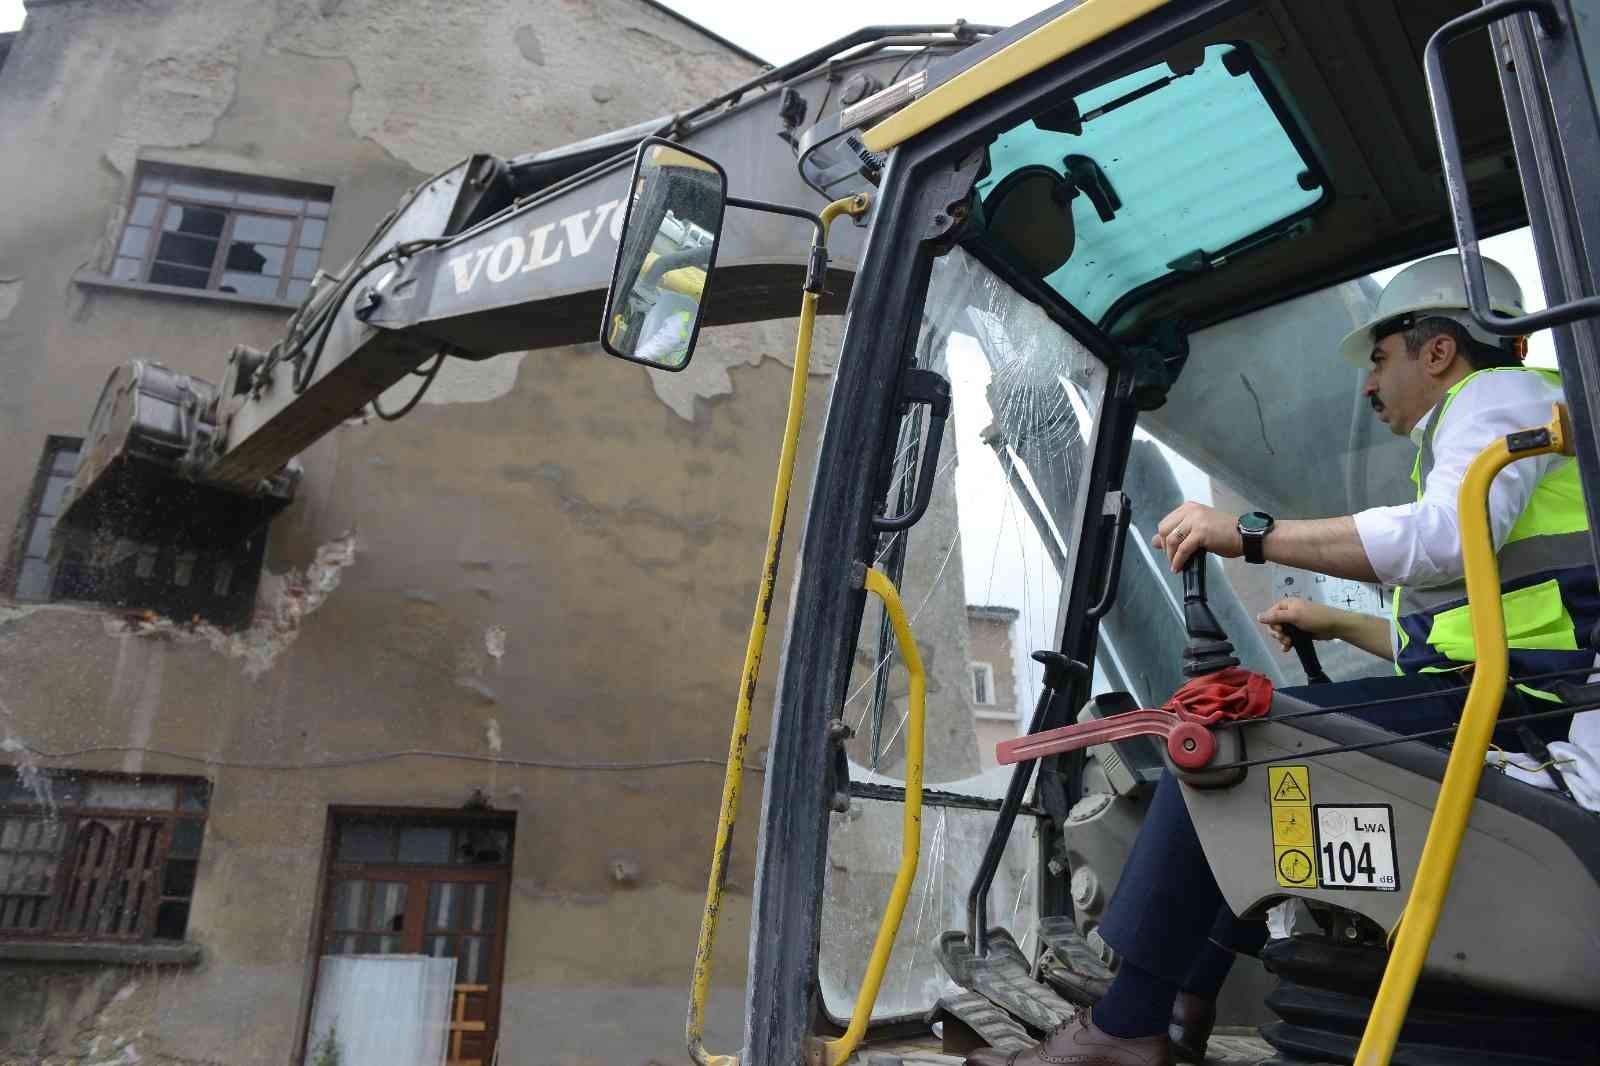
[0,772,210,942]
[111,164,331,304]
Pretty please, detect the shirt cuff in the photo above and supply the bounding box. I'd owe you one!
[1352,504,1413,587]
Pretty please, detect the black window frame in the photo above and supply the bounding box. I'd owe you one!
[110,163,334,305]
[0,770,211,943]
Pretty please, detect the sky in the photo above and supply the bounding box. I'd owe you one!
[0,1,16,33]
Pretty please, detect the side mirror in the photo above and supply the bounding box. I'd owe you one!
[600,137,728,371]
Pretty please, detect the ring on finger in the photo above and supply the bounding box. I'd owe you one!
[1172,526,1188,542]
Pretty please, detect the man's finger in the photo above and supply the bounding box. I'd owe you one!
[1157,505,1190,537]
[1170,532,1197,572]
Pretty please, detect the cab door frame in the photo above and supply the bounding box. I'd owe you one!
[1475,0,1600,559]
[741,3,1238,1063]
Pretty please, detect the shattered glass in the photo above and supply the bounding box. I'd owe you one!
[820,247,1105,1020]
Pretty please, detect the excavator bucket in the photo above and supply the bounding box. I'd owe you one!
[50,360,295,623]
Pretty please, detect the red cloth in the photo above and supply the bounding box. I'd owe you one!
[1162,667,1274,726]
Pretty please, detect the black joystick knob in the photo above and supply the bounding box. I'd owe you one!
[1181,550,1239,678]
[1282,623,1331,684]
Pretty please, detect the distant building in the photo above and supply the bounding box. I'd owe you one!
[967,604,1021,769]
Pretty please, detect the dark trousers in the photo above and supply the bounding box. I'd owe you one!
[1095,671,1569,996]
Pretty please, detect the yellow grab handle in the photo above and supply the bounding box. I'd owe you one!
[686,193,870,1066]
[819,567,926,1066]
[1355,403,1574,1066]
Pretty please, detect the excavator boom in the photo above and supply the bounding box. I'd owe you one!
[56,24,994,553]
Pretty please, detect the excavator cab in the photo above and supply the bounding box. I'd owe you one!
[668,2,1600,1065]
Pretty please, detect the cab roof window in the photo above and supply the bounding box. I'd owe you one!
[975,44,1324,325]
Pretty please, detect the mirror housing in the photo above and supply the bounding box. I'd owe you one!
[600,137,728,371]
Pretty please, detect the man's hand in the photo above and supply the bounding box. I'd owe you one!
[1257,597,1396,661]
[1256,597,1348,651]
[1152,502,1242,573]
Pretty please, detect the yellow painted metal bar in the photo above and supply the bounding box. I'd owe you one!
[1354,403,1573,1066]
[820,567,926,1066]
[861,0,1172,153]
[686,192,871,1066]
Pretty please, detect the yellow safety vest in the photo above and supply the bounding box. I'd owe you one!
[1391,367,1597,694]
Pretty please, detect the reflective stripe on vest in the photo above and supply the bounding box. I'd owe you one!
[1391,367,1596,680]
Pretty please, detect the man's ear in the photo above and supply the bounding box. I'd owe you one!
[1422,333,1459,378]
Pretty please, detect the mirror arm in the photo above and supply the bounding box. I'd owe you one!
[725,195,829,292]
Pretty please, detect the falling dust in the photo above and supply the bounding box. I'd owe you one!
[106,530,360,678]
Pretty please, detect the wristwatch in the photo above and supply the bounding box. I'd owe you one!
[1237,510,1275,564]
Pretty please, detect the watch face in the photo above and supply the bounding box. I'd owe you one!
[1239,511,1273,533]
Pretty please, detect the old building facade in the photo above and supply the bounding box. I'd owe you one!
[0,2,860,1063]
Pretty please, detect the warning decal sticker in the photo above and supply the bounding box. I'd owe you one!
[1268,765,1316,888]
[1314,804,1400,892]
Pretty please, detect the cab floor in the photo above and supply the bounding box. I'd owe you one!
[859,1027,1276,1065]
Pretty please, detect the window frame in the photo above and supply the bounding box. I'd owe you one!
[4,434,82,601]
[970,660,997,708]
[110,163,334,306]
[0,771,210,943]
[307,808,516,1066]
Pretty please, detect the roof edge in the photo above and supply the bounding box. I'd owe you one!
[635,0,770,68]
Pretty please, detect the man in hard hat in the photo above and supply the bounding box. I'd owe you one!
[966,255,1598,1066]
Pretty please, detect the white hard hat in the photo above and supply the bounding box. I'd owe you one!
[1339,254,1526,367]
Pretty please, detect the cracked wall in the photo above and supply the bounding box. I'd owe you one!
[0,3,832,1064]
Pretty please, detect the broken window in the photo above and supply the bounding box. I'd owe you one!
[821,246,1104,1020]
[5,434,80,601]
[111,164,332,304]
[0,771,209,941]
[7,434,269,624]
[312,812,514,1066]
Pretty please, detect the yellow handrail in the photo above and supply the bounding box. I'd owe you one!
[686,192,871,1066]
[1354,403,1574,1066]
[820,567,926,1066]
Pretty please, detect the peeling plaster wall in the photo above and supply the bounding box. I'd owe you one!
[0,3,843,1064]
[268,0,746,174]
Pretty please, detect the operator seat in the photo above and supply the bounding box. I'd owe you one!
[1178,691,1600,1063]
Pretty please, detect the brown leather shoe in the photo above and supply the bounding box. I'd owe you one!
[1168,991,1215,1064]
[964,1007,1172,1066]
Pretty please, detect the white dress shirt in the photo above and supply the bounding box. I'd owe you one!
[1350,368,1599,810]
[1352,369,1567,593]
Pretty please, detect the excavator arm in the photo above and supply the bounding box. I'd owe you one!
[56,24,995,561]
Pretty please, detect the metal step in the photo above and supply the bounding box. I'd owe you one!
[935,927,1077,1033]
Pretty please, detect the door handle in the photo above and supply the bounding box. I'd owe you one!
[873,368,952,532]
[1086,491,1132,619]
[1425,0,1600,334]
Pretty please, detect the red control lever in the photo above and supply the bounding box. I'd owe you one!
[995,708,1216,771]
